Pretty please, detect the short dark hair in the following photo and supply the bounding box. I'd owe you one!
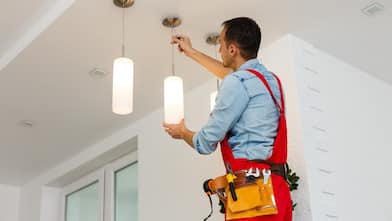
[222,17,261,60]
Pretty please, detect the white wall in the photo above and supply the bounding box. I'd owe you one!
[263,35,392,221]
[40,186,61,221]
[313,40,392,221]
[0,184,20,221]
[18,181,42,221]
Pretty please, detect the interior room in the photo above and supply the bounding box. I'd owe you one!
[0,0,391,221]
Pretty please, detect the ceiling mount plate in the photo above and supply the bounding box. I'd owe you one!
[162,17,182,28]
[113,0,134,8]
[206,33,220,45]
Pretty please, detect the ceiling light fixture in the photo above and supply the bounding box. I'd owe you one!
[162,17,184,124]
[206,33,220,111]
[112,0,135,115]
[20,120,34,128]
[362,2,385,16]
[89,68,108,79]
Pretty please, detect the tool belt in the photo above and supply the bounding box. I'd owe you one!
[203,162,287,221]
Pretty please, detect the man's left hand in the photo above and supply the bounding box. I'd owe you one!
[163,119,186,139]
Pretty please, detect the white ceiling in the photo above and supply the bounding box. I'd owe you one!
[288,0,392,83]
[0,0,52,55]
[0,0,390,185]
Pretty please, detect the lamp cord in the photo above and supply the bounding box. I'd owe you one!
[171,28,175,76]
[121,3,125,57]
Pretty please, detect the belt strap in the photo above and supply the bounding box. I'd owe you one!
[211,163,287,192]
[250,160,287,180]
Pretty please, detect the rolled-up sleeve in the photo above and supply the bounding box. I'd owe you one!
[193,74,249,154]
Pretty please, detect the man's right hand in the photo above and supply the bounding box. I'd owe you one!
[171,34,196,57]
[171,33,231,80]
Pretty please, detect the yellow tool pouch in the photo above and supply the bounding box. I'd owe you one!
[225,177,278,220]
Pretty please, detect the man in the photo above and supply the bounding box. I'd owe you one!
[163,17,292,221]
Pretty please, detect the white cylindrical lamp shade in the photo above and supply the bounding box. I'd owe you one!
[112,57,134,115]
[210,91,218,111]
[164,76,184,124]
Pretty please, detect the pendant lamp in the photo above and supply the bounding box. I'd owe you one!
[206,33,221,111]
[162,17,184,124]
[112,0,135,115]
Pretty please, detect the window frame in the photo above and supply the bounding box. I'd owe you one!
[60,151,137,221]
[60,169,105,221]
[104,152,138,221]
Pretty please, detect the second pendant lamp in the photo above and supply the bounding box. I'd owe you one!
[163,17,184,124]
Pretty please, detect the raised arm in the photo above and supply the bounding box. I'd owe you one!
[171,34,232,80]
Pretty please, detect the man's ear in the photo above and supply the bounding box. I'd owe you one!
[229,44,237,56]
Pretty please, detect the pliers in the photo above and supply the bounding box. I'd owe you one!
[225,162,238,201]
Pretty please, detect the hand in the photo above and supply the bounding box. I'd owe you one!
[171,34,196,57]
[163,119,186,139]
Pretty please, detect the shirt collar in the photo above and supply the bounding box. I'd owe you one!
[237,58,261,71]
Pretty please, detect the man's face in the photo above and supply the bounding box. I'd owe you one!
[219,28,233,68]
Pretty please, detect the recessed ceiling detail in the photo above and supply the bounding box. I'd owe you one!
[89,68,108,78]
[362,2,385,16]
[20,120,35,128]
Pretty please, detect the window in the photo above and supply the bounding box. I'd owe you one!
[114,163,137,221]
[65,181,100,221]
[62,152,137,221]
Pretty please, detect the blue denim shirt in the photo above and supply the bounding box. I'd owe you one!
[192,59,282,160]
